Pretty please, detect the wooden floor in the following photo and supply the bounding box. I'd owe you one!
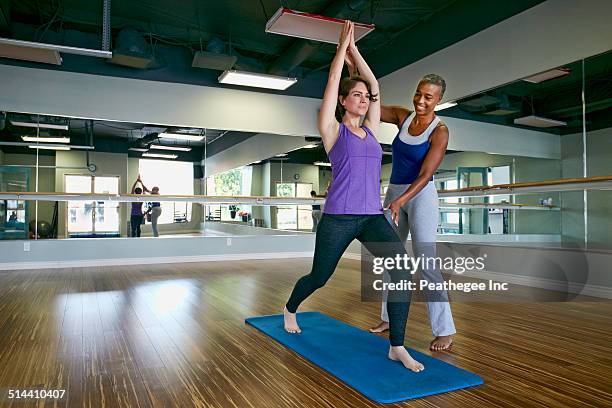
[0,258,611,408]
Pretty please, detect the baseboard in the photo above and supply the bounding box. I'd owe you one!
[341,252,612,299]
[0,251,314,271]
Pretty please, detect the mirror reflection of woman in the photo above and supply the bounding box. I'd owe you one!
[142,181,162,237]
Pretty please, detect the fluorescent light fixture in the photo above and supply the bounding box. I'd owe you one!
[142,152,178,159]
[150,144,192,152]
[250,160,262,165]
[302,144,319,149]
[434,101,457,111]
[513,115,567,128]
[275,153,288,157]
[10,120,68,130]
[522,68,570,83]
[0,37,112,58]
[314,161,331,167]
[128,147,148,152]
[22,136,70,143]
[219,70,297,90]
[28,145,70,151]
[159,132,204,142]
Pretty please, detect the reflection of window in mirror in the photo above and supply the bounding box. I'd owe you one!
[139,159,195,224]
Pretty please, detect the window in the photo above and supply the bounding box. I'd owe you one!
[139,159,194,224]
[440,179,459,233]
[205,167,252,221]
[276,182,313,231]
[65,175,120,237]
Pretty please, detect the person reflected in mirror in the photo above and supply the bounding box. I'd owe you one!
[310,190,322,232]
[141,179,162,237]
[130,175,146,237]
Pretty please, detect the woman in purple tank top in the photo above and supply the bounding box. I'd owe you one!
[283,21,424,372]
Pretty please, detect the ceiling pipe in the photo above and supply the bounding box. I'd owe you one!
[266,0,369,76]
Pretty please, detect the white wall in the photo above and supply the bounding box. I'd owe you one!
[378,117,560,158]
[204,133,310,177]
[0,64,321,137]
[380,0,612,106]
[2,153,56,225]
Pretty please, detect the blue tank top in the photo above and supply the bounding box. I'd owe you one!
[390,112,440,184]
[324,123,383,215]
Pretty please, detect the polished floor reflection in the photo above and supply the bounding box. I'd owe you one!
[0,259,611,407]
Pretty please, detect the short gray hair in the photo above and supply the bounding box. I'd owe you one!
[419,74,446,97]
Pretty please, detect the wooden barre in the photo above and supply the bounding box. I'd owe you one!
[441,175,612,193]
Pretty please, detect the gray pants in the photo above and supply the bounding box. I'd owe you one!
[150,207,162,237]
[381,181,456,337]
[311,210,322,232]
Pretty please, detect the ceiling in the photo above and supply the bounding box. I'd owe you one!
[1,0,545,98]
[0,112,245,161]
[2,0,609,163]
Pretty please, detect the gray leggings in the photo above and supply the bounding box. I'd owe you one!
[381,181,456,337]
[150,207,162,237]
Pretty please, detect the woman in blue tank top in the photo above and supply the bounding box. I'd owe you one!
[363,74,457,352]
[284,21,424,372]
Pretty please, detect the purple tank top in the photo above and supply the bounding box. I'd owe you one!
[324,123,383,215]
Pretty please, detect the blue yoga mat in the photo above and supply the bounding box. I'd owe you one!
[246,312,483,403]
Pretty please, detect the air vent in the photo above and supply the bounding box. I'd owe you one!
[484,108,521,116]
[192,51,237,71]
[522,68,570,83]
[457,95,500,113]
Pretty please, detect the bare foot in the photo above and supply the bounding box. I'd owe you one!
[283,306,301,334]
[388,346,424,372]
[430,335,453,351]
[369,321,389,333]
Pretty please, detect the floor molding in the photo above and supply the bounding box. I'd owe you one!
[0,251,314,271]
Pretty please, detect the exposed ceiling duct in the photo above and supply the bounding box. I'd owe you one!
[266,0,369,76]
[108,27,164,69]
[130,132,161,149]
